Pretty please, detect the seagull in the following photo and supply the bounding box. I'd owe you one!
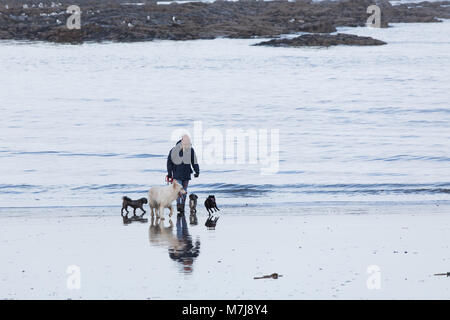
[5,5,9,9]
[172,16,181,24]
[23,4,28,9]
[128,22,133,28]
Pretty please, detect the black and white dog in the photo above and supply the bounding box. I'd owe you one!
[189,194,199,225]
[189,194,198,214]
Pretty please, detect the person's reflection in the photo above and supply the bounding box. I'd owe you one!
[170,215,200,273]
[148,215,200,274]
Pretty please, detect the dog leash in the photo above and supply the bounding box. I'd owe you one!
[165,175,173,185]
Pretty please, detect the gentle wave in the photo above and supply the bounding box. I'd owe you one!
[5,149,449,163]
[369,155,450,162]
[196,182,450,196]
[6,150,165,159]
[1,183,449,196]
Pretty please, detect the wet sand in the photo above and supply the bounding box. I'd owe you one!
[1,203,450,299]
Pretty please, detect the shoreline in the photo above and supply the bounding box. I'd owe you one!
[0,199,449,213]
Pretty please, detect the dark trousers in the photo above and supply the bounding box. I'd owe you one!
[176,179,189,208]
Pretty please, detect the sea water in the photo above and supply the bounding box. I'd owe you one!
[0,20,449,208]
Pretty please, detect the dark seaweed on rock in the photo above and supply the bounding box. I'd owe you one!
[0,0,449,43]
[254,33,387,47]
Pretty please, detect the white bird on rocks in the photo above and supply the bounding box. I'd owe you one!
[128,22,133,28]
[23,4,28,9]
[39,3,44,8]
[172,16,181,25]
[5,4,9,9]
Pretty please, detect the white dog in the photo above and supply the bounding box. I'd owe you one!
[148,180,186,219]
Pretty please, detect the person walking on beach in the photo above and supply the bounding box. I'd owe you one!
[167,134,200,216]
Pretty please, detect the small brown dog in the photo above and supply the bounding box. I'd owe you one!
[121,196,148,218]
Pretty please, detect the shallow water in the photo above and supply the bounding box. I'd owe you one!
[0,21,449,208]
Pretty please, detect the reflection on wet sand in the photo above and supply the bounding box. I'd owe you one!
[189,212,198,225]
[149,215,200,274]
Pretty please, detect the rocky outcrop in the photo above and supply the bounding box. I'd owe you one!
[255,33,387,47]
[0,0,449,43]
[384,1,450,23]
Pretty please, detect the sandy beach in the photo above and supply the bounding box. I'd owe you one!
[1,202,450,299]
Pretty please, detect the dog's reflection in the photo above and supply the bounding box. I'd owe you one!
[189,212,198,225]
[148,217,175,246]
[149,216,200,274]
